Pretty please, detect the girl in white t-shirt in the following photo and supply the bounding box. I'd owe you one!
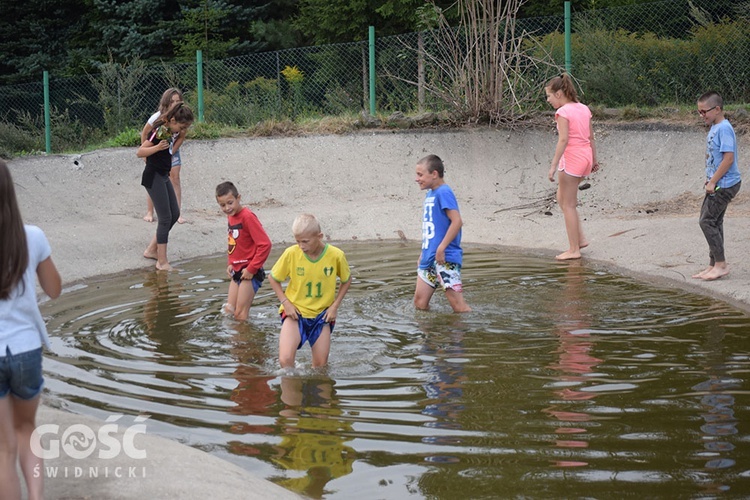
[0,159,61,500]
[142,88,188,224]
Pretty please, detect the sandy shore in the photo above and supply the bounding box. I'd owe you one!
[9,125,750,310]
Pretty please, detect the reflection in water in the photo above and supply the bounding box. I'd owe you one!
[227,323,277,448]
[142,270,191,360]
[544,261,602,468]
[271,376,355,498]
[418,316,468,459]
[691,322,741,495]
[39,245,750,498]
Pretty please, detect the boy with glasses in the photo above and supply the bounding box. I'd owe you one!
[693,91,741,281]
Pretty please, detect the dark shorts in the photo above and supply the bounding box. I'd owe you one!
[280,309,335,349]
[230,267,265,293]
[0,347,44,400]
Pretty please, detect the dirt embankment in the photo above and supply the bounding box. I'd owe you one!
[8,125,750,309]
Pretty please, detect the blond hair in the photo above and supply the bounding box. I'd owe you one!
[292,213,322,236]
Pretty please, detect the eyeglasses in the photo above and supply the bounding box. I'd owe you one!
[698,106,717,116]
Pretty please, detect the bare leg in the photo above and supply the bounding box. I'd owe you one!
[143,235,158,260]
[414,278,436,310]
[310,327,331,368]
[0,396,21,500]
[445,289,472,313]
[143,196,155,222]
[233,281,257,322]
[155,243,172,271]
[556,172,586,260]
[279,318,301,368]
[170,166,185,224]
[14,396,43,500]
[224,280,239,316]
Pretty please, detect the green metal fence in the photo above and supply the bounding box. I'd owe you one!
[0,0,747,155]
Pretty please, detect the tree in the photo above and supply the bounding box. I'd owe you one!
[0,0,91,83]
[294,0,455,45]
[89,0,184,61]
[172,0,240,60]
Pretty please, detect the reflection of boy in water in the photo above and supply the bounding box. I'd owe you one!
[272,377,355,497]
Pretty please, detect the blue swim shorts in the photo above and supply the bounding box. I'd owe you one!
[280,309,335,349]
[231,267,265,293]
[0,347,44,400]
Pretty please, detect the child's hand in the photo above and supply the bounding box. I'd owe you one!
[241,268,253,280]
[323,305,338,323]
[284,302,299,320]
[157,141,170,151]
[548,166,557,182]
[592,161,600,173]
[226,265,233,278]
[435,248,446,265]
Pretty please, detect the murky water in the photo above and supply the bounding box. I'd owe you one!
[41,242,750,498]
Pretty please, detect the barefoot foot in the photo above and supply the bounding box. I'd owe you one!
[579,241,589,249]
[700,267,729,281]
[555,250,582,261]
[692,267,713,279]
[155,262,173,271]
[178,216,187,224]
[143,213,155,222]
[143,250,158,260]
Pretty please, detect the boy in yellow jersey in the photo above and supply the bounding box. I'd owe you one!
[269,214,352,368]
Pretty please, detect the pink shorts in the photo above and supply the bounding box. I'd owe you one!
[558,149,593,178]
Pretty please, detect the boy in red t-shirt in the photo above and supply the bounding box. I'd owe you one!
[216,181,272,321]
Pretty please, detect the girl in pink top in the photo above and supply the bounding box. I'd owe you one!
[545,74,599,261]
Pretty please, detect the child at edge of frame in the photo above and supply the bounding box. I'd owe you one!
[215,181,273,321]
[0,159,63,500]
[692,90,741,282]
[268,214,352,369]
[413,154,472,313]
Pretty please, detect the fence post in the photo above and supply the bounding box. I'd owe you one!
[196,50,205,122]
[276,52,282,117]
[368,26,376,116]
[43,71,51,154]
[564,1,572,73]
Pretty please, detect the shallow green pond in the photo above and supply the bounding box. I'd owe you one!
[42,242,750,498]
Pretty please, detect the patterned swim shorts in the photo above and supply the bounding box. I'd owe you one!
[417,262,464,292]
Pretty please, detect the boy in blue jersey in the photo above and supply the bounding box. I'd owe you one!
[414,154,471,313]
[693,91,741,281]
[269,213,351,368]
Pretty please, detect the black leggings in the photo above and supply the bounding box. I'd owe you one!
[146,173,180,244]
